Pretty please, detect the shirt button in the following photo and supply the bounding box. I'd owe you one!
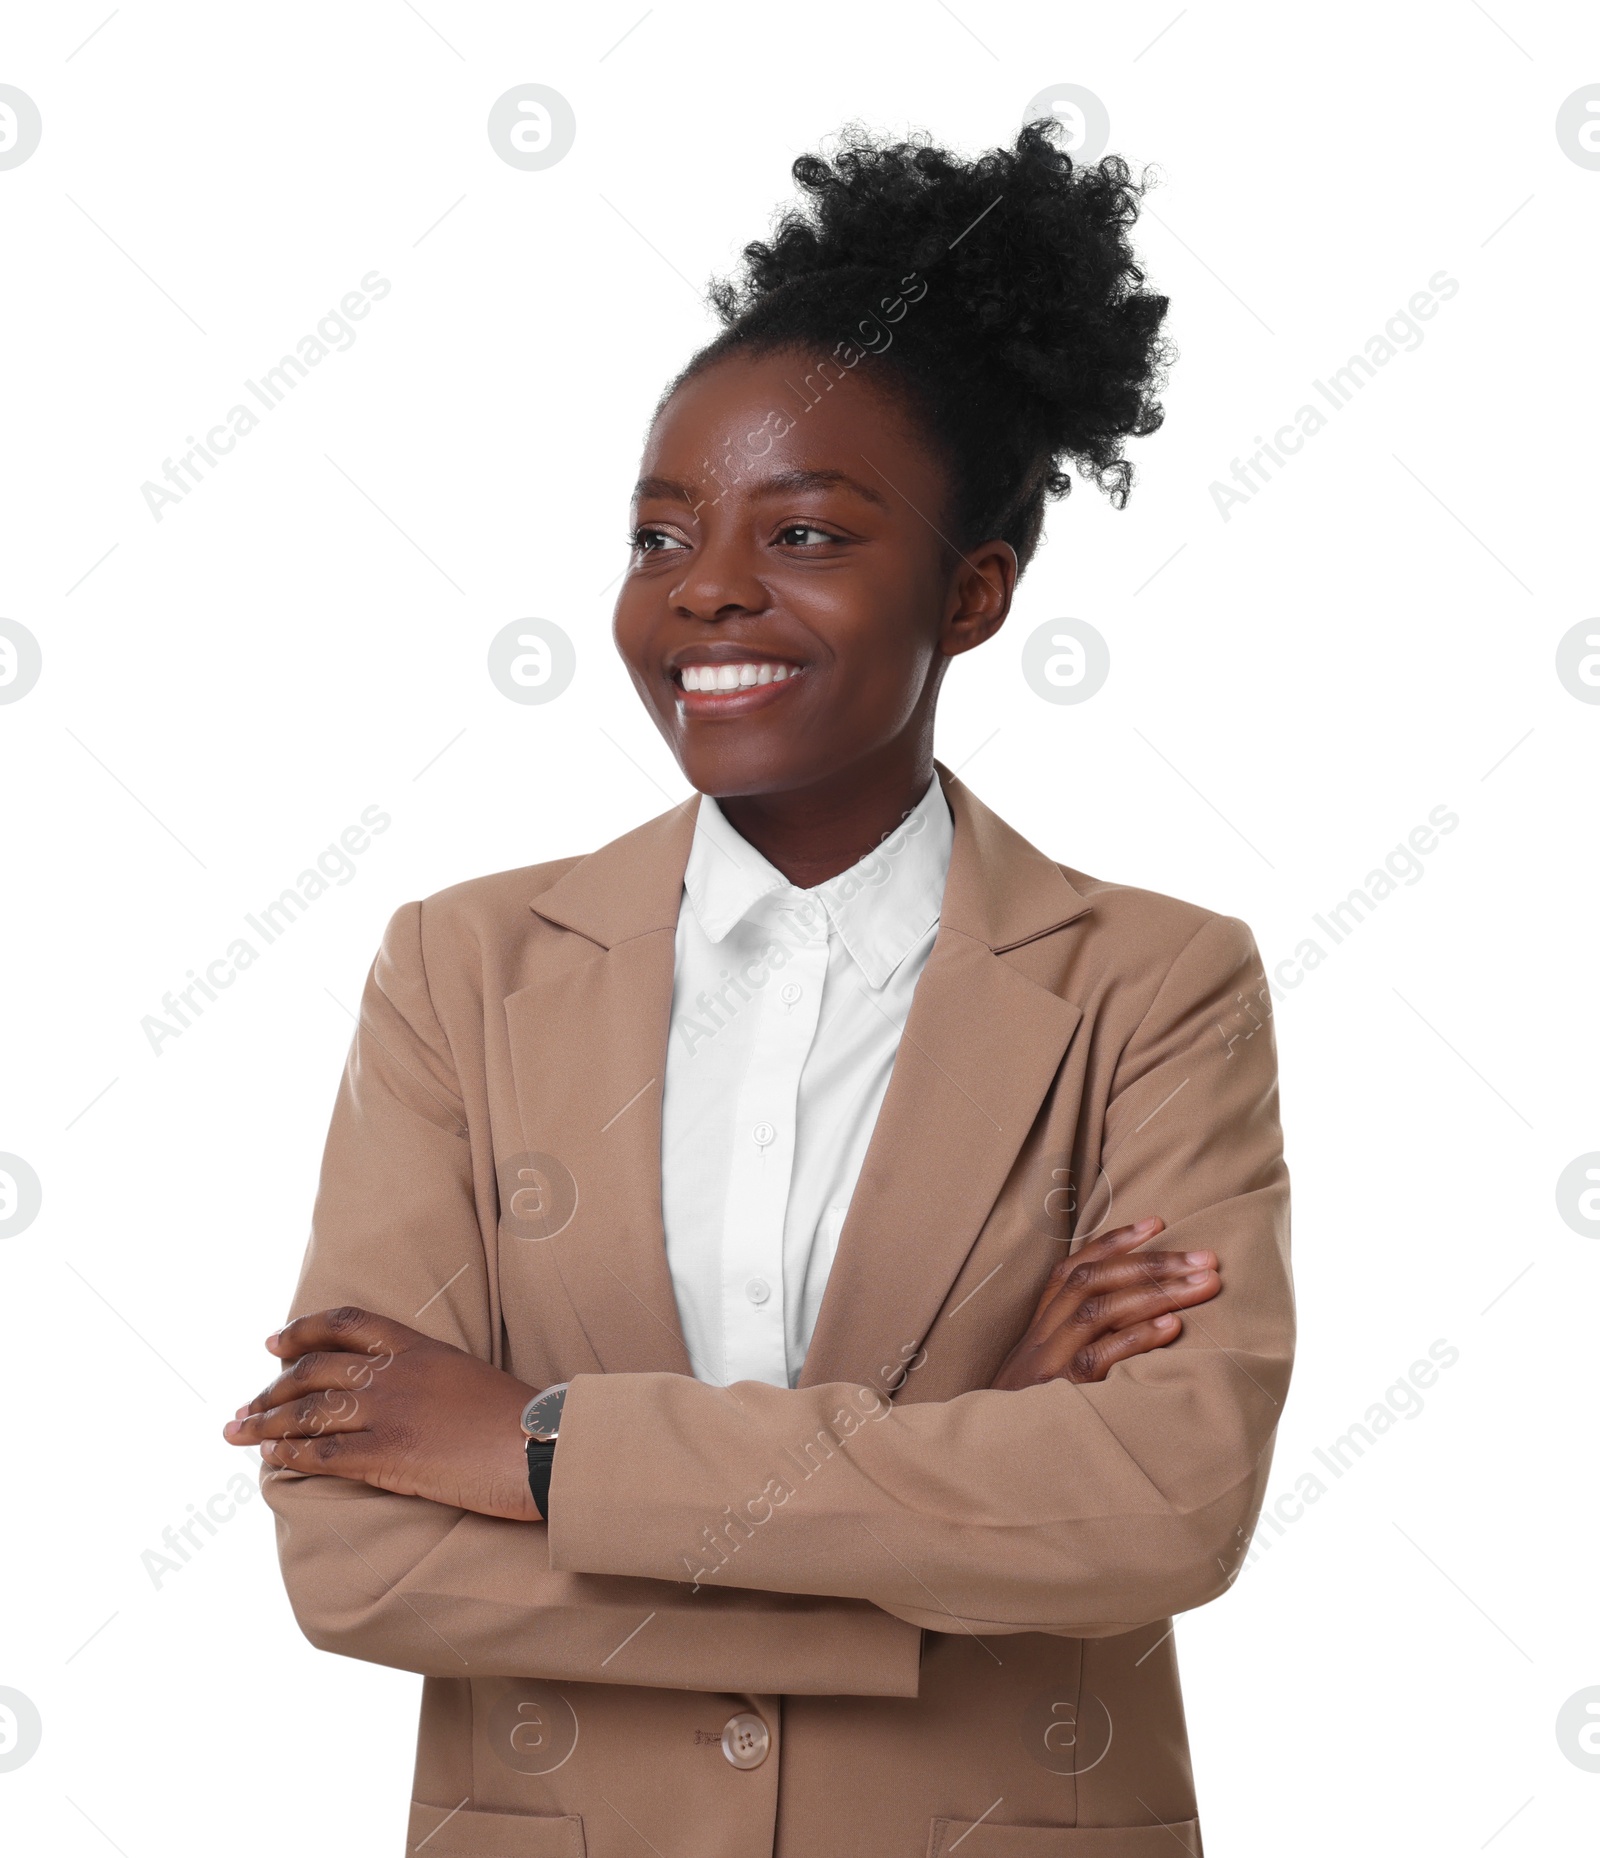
[751,1120,776,1148]
[780,982,802,1004]
[745,1277,771,1306]
[722,1711,770,1769]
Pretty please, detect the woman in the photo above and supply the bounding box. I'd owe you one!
[225,122,1292,1857]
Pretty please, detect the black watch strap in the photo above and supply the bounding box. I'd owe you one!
[526,1437,556,1521]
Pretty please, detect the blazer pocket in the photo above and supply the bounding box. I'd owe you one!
[928,1818,1201,1857]
[406,1801,585,1856]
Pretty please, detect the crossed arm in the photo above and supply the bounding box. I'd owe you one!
[225,1220,1221,1520]
[232,902,1289,1689]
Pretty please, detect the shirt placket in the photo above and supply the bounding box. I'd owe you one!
[718,897,829,1387]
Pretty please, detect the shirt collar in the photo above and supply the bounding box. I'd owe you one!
[683,773,953,989]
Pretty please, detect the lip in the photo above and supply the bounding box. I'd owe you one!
[664,648,809,720]
[671,666,807,719]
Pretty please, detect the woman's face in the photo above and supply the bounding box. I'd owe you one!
[612,348,1015,801]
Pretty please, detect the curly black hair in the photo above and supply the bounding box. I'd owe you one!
[665,119,1174,575]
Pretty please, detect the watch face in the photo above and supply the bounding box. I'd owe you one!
[521,1383,568,1442]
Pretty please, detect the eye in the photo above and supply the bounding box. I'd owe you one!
[776,523,841,548]
[629,525,688,554]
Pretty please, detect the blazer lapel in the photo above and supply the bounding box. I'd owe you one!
[502,767,1094,1393]
[503,797,699,1377]
[797,767,1092,1392]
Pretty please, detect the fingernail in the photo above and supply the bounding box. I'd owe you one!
[235,1405,249,1420]
[224,1419,241,1439]
[1185,1271,1210,1285]
[1185,1252,1213,1266]
[1135,1218,1161,1234]
[265,1331,281,1349]
[1156,1314,1177,1329]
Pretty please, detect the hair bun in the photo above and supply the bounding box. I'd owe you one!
[693,119,1173,565]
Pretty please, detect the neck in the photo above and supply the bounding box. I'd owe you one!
[713,749,937,890]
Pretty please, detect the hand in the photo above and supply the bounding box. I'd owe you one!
[222,1306,544,1523]
[991,1217,1220,1391]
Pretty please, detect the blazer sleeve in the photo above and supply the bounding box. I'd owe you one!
[259,902,923,1696]
[545,912,1294,1639]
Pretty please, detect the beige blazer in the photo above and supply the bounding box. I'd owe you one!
[266,764,1293,1858]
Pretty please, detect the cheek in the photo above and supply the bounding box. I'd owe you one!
[829,619,939,730]
[844,661,921,736]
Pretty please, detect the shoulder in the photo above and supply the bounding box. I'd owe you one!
[995,840,1268,1047]
[372,854,587,1002]
[369,796,692,1018]
[1039,866,1270,1072]
[1059,863,1256,971]
[946,773,1259,990]
[412,854,587,942]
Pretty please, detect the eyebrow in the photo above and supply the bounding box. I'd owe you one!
[630,466,889,511]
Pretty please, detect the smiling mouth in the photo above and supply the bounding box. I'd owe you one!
[675,661,800,692]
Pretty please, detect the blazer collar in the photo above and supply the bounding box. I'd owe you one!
[684,773,953,991]
[528,763,1093,954]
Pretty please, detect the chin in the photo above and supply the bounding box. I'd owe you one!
[676,744,823,801]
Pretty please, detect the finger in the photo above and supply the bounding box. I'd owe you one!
[1074,1272,1221,1338]
[267,1306,410,1365]
[1068,1217,1165,1263]
[1031,1219,1166,1320]
[1018,1272,1216,1381]
[258,1431,377,1477]
[226,1388,370,1445]
[1033,1254,1218,1346]
[1069,1314,1185,1383]
[241,1349,390,1418]
[1055,1251,1218,1300]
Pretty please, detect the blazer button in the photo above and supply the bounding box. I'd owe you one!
[721,1711,770,1770]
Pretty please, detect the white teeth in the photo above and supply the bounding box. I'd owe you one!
[680,662,795,691]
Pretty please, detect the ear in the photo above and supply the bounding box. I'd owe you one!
[939,538,1018,659]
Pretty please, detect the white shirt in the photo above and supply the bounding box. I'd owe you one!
[659,774,954,1389]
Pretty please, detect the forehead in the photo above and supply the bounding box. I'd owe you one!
[639,347,930,491]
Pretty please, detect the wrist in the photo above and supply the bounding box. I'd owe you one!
[520,1382,570,1522]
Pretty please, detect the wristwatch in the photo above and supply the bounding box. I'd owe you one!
[520,1382,569,1522]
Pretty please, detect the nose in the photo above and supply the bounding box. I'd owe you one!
[667,527,769,625]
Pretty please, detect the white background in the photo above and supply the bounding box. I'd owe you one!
[1,3,1596,1853]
